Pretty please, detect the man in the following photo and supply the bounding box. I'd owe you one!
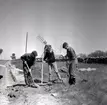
[0,75,3,79]
[20,51,38,88]
[62,42,78,85]
[43,44,63,83]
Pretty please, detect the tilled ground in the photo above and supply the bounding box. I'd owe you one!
[0,78,105,105]
[0,83,86,105]
[1,63,107,105]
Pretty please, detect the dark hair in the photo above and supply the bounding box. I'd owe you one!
[31,51,38,56]
[44,44,52,51]
[62,42,68,48]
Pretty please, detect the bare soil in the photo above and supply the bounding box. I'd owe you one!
[0,63,107,105]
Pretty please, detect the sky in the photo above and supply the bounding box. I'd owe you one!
[0,0,107,59]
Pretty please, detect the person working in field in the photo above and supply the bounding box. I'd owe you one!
[62,42,78,85]
[20,51,39,88]
[0,75,3,79]
[43,44,63,83]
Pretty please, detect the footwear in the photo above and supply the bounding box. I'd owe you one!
[30,85,38,88]
[69,75,76,85]
[29,83,39,88]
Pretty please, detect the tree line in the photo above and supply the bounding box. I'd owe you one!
[78,50,107,64]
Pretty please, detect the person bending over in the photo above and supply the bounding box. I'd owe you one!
[20,51,38,88]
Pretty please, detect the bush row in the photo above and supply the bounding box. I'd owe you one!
[11,57,107,65]
[78,57,107,64]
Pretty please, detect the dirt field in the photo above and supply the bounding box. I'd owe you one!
[0,61,107,105]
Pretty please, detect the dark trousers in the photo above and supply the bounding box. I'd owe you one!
[23,63,34,86]
[68,59,78,85]
[69,60,76,76]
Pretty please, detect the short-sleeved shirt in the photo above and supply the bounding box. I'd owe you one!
[67,47,77,61]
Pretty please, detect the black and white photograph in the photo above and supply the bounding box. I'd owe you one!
[0,0,107,105]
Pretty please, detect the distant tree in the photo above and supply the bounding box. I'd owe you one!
[11,53,16,60]
[88,50,105,57]
[78,53,87,59]
[105,51,107,57]
[0,49,3,55]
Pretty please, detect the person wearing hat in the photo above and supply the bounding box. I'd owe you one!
[20,51,39,88]
[62,42,78,85]
[43,44,63,83]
